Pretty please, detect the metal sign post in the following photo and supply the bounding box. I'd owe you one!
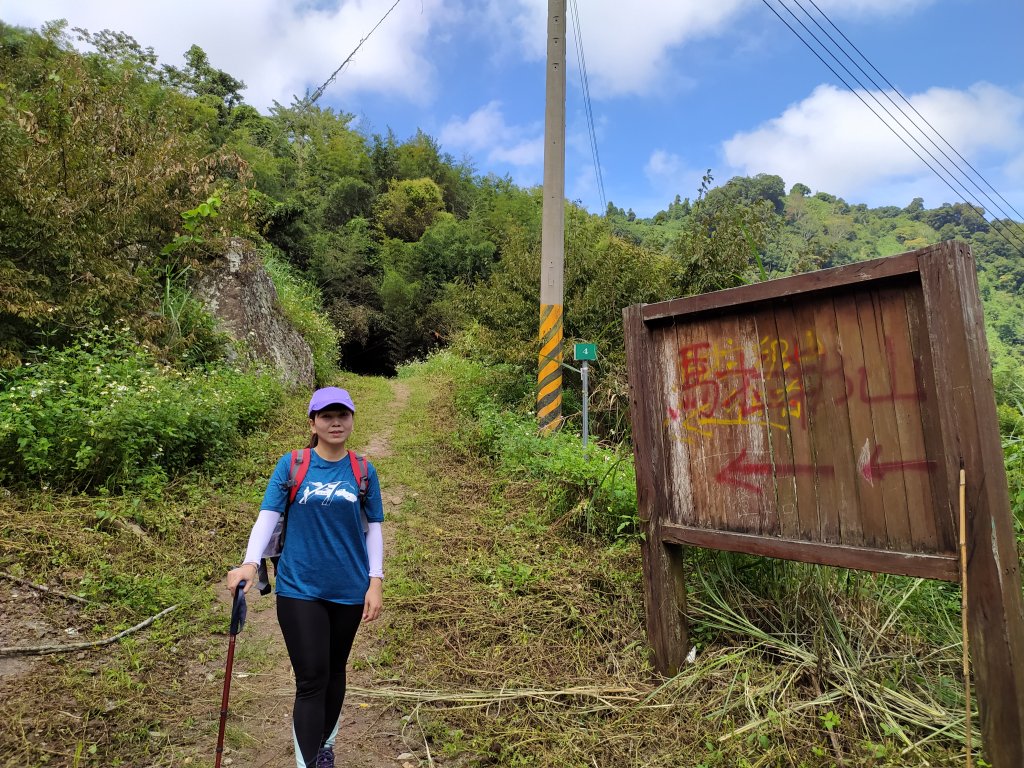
[574,343,597,450]
[581,359,589,449]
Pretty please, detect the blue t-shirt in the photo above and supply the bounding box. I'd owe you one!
[261,449,384,605]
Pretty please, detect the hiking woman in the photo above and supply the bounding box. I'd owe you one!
[227,386,384,768]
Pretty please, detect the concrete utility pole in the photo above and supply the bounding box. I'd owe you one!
[537,0,566,434]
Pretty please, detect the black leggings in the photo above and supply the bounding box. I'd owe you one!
[277,595,363,767]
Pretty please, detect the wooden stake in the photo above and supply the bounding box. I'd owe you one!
[960,464,972,768]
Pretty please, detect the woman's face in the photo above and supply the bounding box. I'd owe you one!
[310,406,354,448]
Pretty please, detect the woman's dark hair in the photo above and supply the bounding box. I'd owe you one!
[307,411,319,449]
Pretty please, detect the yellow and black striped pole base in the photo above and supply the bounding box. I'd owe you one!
[537,303,563,433]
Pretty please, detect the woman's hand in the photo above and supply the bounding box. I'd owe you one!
[363,577,383,621]
[227,562,258,595]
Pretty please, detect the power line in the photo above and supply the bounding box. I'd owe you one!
[761,0,1024,257]
[804,0,1024,227]
[301,0,404,107]
[775,0,1015,244]
[773,0,1024,254]
[568,0,607,213]
[790,0,1024,244]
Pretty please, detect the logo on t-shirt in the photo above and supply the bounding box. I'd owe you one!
[299,481,358,505]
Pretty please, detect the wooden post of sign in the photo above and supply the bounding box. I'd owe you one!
[623,305,688,675]
[917,242,1024,766]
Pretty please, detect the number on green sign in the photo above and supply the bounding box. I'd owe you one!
[574,343,597,361]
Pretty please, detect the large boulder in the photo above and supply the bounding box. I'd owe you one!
[195,240,314,389]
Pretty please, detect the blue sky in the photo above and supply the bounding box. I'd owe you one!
[5,0,1023,218]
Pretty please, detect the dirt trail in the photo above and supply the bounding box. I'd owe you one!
[225,380,417,768]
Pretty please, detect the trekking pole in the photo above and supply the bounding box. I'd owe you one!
[216,580,248,768]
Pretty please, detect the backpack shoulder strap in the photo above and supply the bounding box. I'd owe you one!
[348,450,370,499]
[287,448,311,504]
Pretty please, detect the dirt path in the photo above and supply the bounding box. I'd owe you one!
[225,380,418,768]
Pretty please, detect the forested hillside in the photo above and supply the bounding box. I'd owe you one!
[3,21,1022,444]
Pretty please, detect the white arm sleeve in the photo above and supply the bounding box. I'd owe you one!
[366,522,384,579]
[243,509,282,565]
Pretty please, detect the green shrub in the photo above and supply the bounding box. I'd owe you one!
[0,327,281,492]
[262,249,340,385]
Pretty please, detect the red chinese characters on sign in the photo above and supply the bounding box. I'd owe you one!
[666,332,924,438]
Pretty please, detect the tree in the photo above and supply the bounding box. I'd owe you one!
[162,44,245,112]
[0,22,235,366]
[671,172,784,293]
[903,197,925,218]
[790,182,811,197]
[412,214,497,287]
[372,178,445,241]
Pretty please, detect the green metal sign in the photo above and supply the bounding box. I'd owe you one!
[574,343,597,361]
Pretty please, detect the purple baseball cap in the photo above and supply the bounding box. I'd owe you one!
[308,387,356,416]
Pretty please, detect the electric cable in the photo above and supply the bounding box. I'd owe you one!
[762,0,1024,257]
[776,0,1024,253]
[301,0,404,107]
[774,0,1024,254]
[792,0,1024,243]
[805,0,1024,227]
[569,0,607,213]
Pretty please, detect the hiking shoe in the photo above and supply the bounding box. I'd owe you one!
[315,746,335,768]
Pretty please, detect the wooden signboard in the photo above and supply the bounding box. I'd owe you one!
[623,242,1024,766]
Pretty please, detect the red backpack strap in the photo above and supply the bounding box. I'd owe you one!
[348,450,370,498]
[288,448,311,504]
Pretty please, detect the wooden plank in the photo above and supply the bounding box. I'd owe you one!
[624,305,688,676]
[770,301,823,541]
[659,523,958,581]
[673,316,715,530]
[876,286,938,552]
[642,251,925,324]
[700,314,742,532]
[656,323,695,528]
[705,313,771,535]
[796,297,855,544]
[917,242,1024,767]
[623,305,661,526]
[904,282,955,552]
[752,306,793,537]
[738,312,778,535]
[829,293,875,548]
[855,290,913,550]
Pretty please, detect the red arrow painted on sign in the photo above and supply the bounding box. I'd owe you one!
[858,444,935,484]
[716,448,832,493]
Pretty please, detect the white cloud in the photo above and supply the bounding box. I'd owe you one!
[491,138,545,166]
[488,0,933,98]
[440,101,543,167]
[722,82,1024,202]
[645,150,685,182]
[7,0,944,110]
[634,150,707,216]
[4,0,448,109]
[493,0,744,97]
